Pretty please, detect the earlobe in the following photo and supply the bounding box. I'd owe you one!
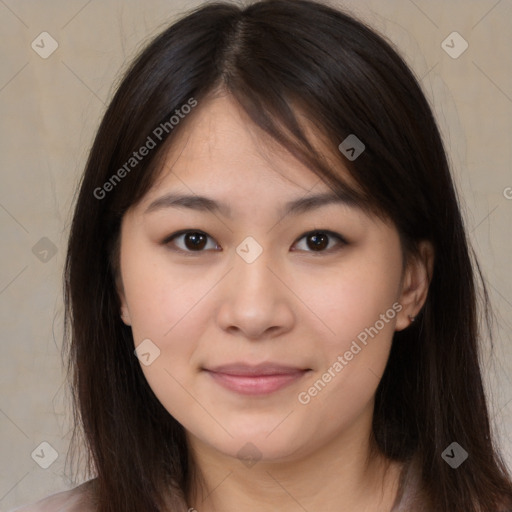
[395,240,435,332]
[115,272,132,326]
[119,289,132,326]
[120,306,132,326]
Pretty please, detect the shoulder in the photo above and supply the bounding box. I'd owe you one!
[391,453,432,512]
[8,479,96,512]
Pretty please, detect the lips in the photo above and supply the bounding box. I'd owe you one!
[205,362,310,375]
[203,362,311,395]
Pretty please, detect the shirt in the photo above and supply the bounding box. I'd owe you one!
[9,457,426,511]
[390,454,430,511]
[7,480,96,512]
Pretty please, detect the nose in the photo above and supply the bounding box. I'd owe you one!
[215,245,295,340]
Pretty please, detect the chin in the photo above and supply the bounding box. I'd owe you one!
[205,427,305,464]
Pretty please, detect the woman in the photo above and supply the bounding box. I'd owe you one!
[11,0,512,510]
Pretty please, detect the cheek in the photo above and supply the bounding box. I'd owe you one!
[298,312,395,433]
[296,249,401,414]
[138,358,205,434]
[121,241,209,339]
[305,249,402,351]
[123,257,209,429]
[120,244,209,415]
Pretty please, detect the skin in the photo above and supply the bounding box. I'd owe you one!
[117,93,434,512]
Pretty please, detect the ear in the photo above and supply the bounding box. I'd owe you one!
[395,240,435,331]
[115,271,132,327]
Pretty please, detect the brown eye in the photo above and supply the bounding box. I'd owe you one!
[293,230,346,254]
[306,232,329,251]
[164,229,347,256]
[183,232,207,250]
[165,230,218,253]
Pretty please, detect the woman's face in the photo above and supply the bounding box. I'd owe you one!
[117,94,429,465]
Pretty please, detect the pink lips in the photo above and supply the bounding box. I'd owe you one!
[204,363,310,395]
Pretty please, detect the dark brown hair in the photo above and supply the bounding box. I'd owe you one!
[63,1,512,510]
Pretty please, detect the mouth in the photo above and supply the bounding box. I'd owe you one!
[202,362,312,395]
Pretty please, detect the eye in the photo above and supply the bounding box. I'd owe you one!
[163,229,347,255]
[164,230,219,254]
[292,230,347,254]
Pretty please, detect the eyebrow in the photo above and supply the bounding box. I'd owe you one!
[144,190,362,219]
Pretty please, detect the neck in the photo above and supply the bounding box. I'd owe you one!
[184,414,404,512]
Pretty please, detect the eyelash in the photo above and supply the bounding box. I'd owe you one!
[162,229,348,256]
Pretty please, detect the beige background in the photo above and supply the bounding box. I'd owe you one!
[1,0,511,509]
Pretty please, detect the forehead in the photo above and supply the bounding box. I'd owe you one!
[139,94,360,211]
